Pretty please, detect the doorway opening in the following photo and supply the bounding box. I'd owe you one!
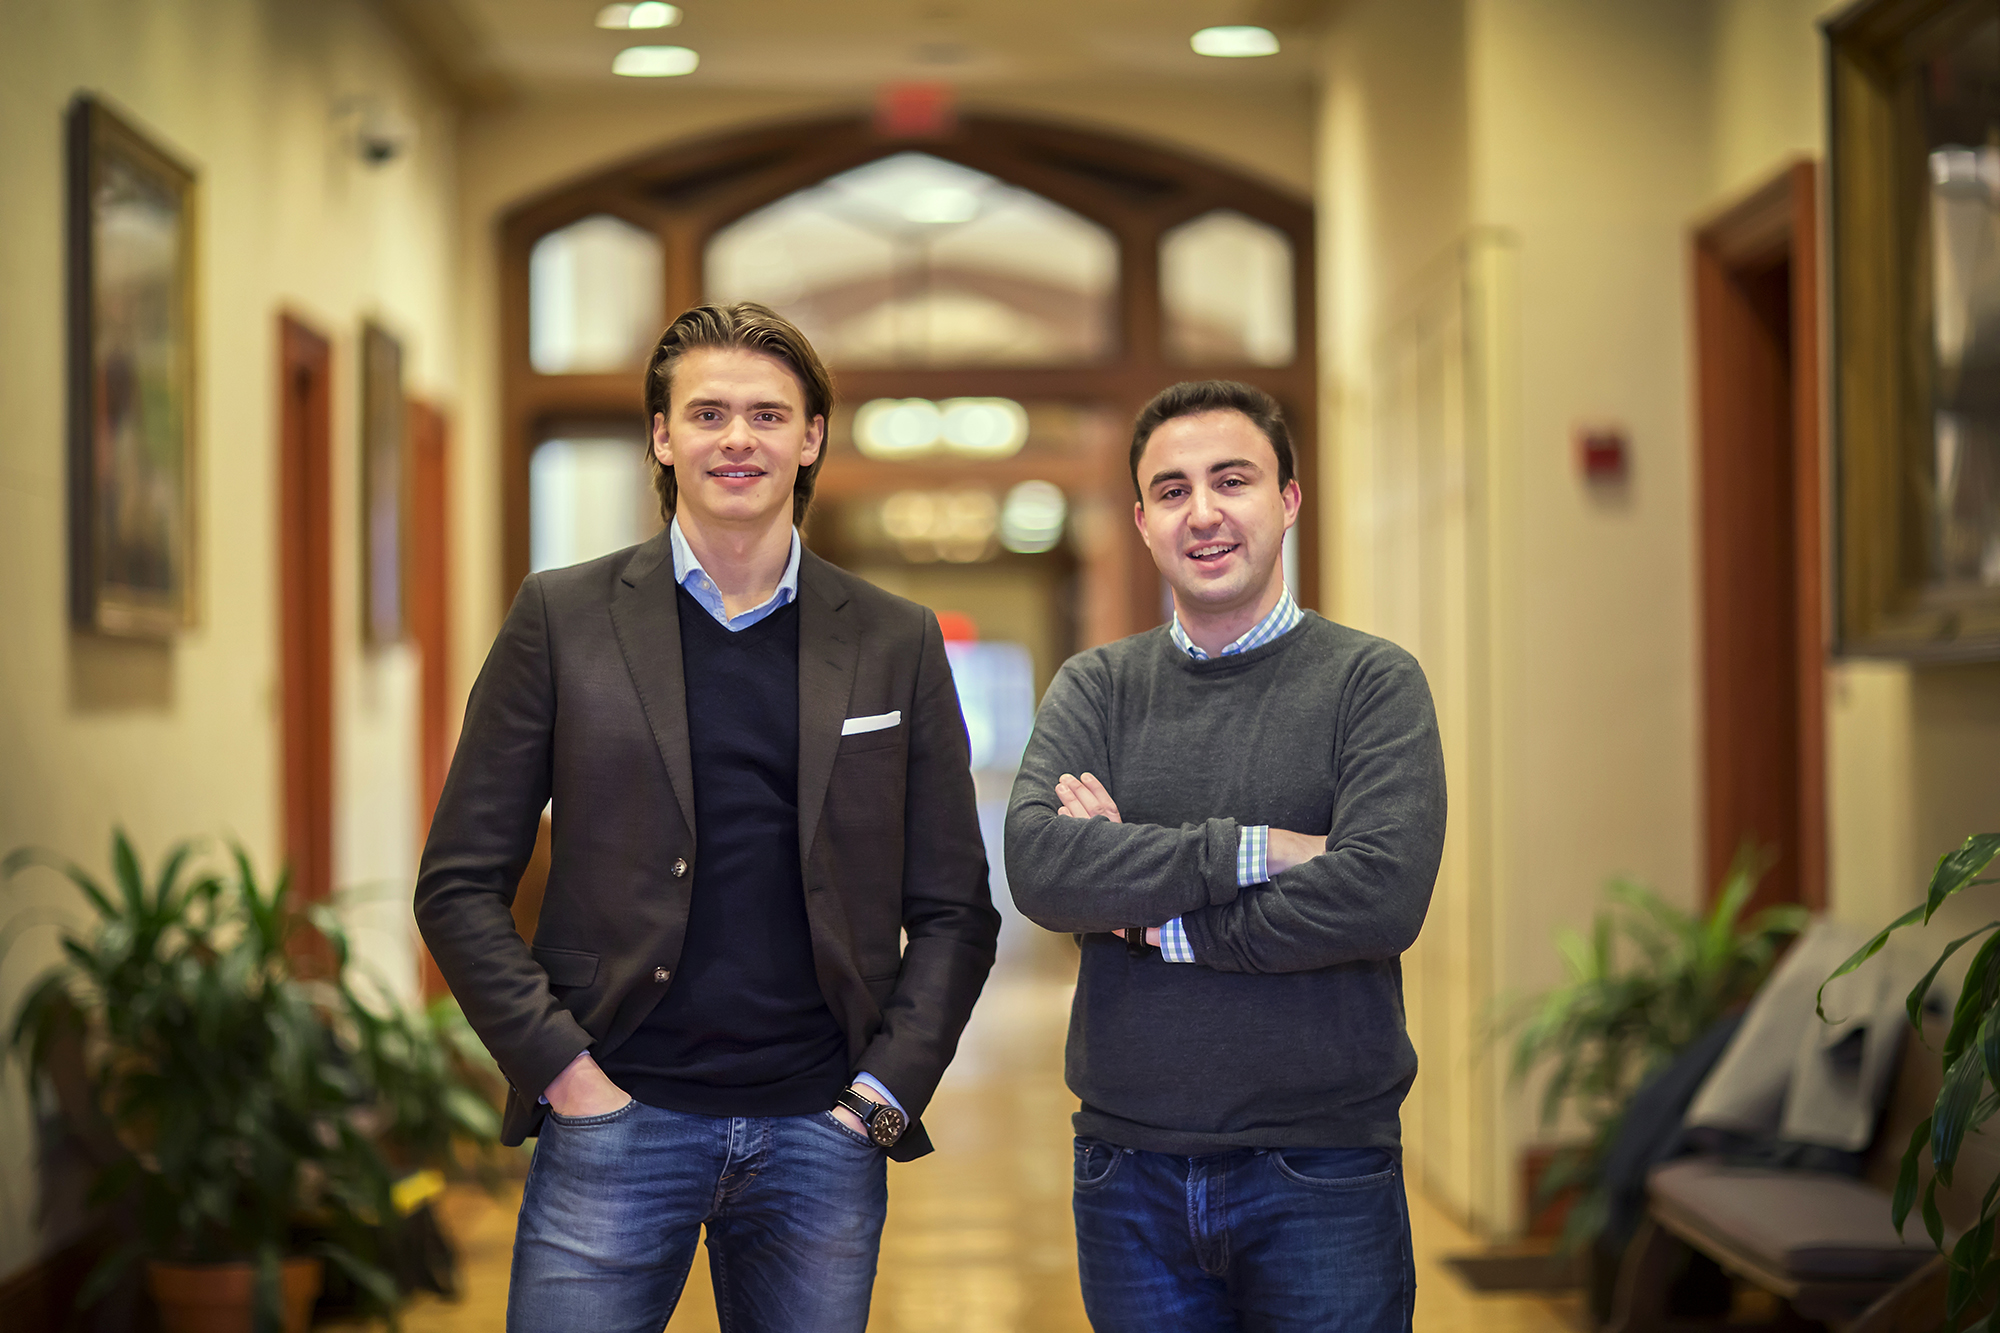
[278,314,334,908]
[1694,161,1825,912]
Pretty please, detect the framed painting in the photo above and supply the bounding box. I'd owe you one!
[67,95,198,637]
[1829,0,2000,658]
[361,320,406,646]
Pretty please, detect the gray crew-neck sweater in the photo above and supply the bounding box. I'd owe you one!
[1004,614,1446,1155]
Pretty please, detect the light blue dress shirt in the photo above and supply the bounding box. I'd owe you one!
[1155,587,1304,963]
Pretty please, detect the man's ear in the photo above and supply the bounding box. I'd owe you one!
[1280,477,1302,530]
[801,414,824,468]
[652,412,672,468]
[1132,498,1147,538]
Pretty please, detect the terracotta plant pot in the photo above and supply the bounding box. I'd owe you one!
[146,1256,324,1333]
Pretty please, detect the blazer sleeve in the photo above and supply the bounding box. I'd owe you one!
[854,611,1000,1114]
[413,575,593,1101]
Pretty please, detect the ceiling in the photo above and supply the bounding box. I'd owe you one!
[389,0,1326,102]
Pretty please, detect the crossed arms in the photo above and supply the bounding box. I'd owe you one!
[1003,648,1447,974]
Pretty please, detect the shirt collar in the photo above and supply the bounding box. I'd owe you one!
[1170,586,1302,661]
[669,517,801,608]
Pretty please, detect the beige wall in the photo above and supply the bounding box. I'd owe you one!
[0,0,458,1279]
[1317,0,2000,1240]
[1708,0,2000,933]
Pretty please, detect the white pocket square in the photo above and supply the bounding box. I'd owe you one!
[841,710,901,736]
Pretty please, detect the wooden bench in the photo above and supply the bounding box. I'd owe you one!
[1608,1015,1997,1331]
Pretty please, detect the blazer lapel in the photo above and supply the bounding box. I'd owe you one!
[608,531,698,840]
[796,551,857,867]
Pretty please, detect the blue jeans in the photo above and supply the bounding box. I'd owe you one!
[507,1100,888,1333]
[1072,1139,1415,1332]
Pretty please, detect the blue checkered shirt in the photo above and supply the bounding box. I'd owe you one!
[1155,589,1303,963]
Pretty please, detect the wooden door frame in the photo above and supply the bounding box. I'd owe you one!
[496,113,1319,638]
[1693,160,1826,910]
[278,314,334,906]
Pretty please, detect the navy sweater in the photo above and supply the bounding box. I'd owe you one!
[600,587,848,1116]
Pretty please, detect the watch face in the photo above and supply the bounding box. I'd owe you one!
[868,1105,906,1147]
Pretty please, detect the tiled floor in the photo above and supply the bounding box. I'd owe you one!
[369,937,1580,1332]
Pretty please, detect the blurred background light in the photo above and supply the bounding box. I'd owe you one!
[596,2,680,28]
[854,396,1028,459]
[880,489,999,562]
[1190,26,1280,57]
[855,398,944,458]
[941,398,1028,458]
[612,45,698,76]
[999,480,1067,554]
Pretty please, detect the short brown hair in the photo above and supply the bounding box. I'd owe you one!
[1128,380,1295,502]
[642,302,835,526]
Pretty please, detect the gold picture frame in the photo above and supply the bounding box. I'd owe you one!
[1828,0,2000,659]
[68,94,199,637]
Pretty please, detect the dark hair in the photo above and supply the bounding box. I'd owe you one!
[1128,380,1295,503]
[642,302,835,526]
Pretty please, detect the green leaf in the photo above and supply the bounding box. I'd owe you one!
[1896,1116,1933,1235]
[1929,835,2000,924]
[1939,1046,1992,1182]
[1819,901,1930,1022]
[1948,933,2000,1070]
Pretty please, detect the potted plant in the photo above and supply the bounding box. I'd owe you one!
[1820,833,2000,1332]
[1507,857,1808,1249]
[4,830,495,1332]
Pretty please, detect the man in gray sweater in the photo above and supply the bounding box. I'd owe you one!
[1005,380,1446,1331]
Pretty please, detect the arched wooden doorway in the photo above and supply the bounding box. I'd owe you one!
[498,113,1317,658]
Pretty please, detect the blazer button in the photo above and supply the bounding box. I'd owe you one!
[671,858,688,878]
[654,967,671,983]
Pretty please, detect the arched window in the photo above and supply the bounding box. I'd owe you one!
[708,152,1118,368]
[500,115,1316,652]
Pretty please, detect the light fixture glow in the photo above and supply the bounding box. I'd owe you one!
[940,399,1028,458]
[596,2,681,29]
[855,397,1028,460]
[901,186,980,224]
[1190,25,1280,58]
[612,44,699,76]
[1000,481,1067,554]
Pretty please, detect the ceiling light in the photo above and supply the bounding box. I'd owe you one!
[596,3,680,29]
[612,45,699,77]
[940,399,1028,459]
[855,399,944,459]
[1191,26,1280,58]
[1000,481,1067,554]
[901,186,980,224]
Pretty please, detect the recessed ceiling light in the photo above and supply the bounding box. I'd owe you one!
[613,45,699,77]
[596,2,680,29]
[1190,26,1280,58]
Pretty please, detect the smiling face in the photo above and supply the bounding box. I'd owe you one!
[1133,408,1300,630]
[651,346,824,537]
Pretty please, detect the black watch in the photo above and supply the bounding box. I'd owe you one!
[834,1086,906,1147]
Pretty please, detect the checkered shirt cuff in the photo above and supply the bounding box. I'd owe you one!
[1239,824,1271,886]
[1157,917,1196,963]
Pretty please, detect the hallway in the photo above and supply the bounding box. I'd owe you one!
[367,953,1582,1333]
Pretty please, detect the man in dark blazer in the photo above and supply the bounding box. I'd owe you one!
[415,303,998,1333]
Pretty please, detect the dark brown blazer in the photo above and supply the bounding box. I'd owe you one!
[414,533,998,1161]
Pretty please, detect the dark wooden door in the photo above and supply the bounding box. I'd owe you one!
[1694,162,1825,912]
[279,315,334,906]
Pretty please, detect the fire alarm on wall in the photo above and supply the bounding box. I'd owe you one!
[1577,427,1629,483]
